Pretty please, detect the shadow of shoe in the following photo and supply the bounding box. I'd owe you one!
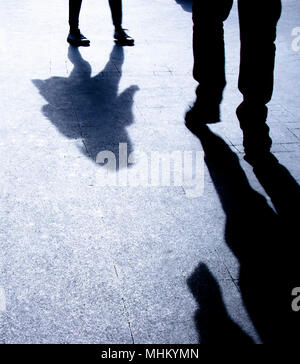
[114,39,135,47]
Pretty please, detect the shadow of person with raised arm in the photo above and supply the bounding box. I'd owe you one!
[187,126,299,344]
[33,45,139,169]
[175,0,193,13]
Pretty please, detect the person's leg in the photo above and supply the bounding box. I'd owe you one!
[186,0,233,127]
[108,0,134,45]
[67,0,90,46]
[236,0,282,164]
[193,0,233,103]
[187,0,233,125]
[69,0,82,33]
[108,0,122,29]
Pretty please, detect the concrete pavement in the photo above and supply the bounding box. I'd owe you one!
[0,0,299,343]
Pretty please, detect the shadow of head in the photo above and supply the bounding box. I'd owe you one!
[187,263,254,344]
[33,45,139,170]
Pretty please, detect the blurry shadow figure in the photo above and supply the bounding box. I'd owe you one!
[188,126,299,343]
[187,263,254,344]
[33,46,139,168]
[186,0,282,166]
[175,0,193,12]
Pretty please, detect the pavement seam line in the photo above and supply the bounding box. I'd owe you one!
[114,265,135,344]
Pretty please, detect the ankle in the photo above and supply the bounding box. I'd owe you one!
[70,28,80,35]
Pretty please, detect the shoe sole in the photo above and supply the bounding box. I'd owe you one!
[67,38,90,47]
[185,114,221,127]
[185,109,221,125]
[114,39,135,46]
[185,119,210,136]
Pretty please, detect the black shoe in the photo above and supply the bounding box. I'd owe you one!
[114,28,134,46]
[67,30,90,47]
[185,102,220,134]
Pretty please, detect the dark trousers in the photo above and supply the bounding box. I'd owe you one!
[193,0,282,148]
[69,0,122,32]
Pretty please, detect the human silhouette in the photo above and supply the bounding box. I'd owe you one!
[68,0,134,47]
[33,45,139,168]
[188,126,299,343]
[186,0,282,167]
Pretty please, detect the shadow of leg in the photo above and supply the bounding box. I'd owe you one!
[189,126,294,343]
[253,160,300,339]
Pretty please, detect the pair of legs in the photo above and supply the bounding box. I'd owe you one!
[68,0,134,46]
[69,0,122,32]
[187,0,282,164]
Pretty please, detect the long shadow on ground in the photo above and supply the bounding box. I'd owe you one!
[188,126,300,344]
